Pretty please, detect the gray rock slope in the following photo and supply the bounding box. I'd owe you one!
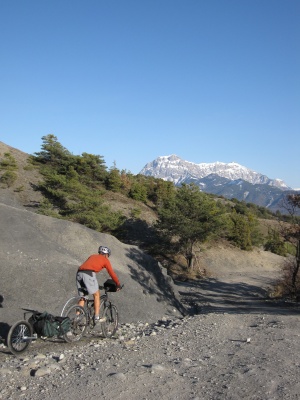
[0,202,185,337]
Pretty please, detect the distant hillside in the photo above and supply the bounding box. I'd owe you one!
[0,141,157,226]
[0,140,295,265]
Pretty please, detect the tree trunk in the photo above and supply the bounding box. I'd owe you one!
[187,254,194,270]
[292,239,300,289]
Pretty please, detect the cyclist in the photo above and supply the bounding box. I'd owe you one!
[76,246,121,326]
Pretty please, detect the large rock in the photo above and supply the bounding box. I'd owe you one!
[0,203,185,338]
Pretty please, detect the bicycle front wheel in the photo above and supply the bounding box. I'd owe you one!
[101,303,118,338]
[63,305,87,343]
[7,320,33,355]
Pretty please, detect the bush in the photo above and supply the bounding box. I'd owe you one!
[273,257,300,299]
[130,207,141,219]
[0,152,17,170]
[264,230,287,256]
[14,185,24,192]
[0,170,17,187]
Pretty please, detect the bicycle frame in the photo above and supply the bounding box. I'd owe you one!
[80,293,108,326]
[61,284,112,317]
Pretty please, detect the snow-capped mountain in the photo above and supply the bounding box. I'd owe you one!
[140,155,290,189]
[140,155,297,213]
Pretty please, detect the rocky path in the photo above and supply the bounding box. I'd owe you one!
[1,271,300,400]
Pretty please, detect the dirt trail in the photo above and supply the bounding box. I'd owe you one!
[177,243,299,316]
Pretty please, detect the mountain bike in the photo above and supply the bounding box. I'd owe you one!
[6,309,73,356]
[62,279,122,342]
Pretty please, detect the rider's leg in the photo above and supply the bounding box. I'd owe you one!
[78,298,85,308]
[93,289,100,318]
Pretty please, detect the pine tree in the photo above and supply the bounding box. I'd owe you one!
[156,183,223,269]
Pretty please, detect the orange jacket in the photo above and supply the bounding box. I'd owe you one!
[78,254,120,286]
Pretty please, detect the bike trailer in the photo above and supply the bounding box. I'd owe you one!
[28,311,71,337]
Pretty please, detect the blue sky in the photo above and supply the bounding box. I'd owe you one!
[1,0,299,188]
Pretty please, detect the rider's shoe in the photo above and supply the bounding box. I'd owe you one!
[94,316,106,323]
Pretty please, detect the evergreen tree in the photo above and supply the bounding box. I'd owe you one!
[264,228,287,256]
[75,152,107,184]
[32,134,71,167]
[31,136,123,232]
[153,179,176,206]
[105,163,122,192]
[156,183,223,269]
[129,182,148,202]
[229,210,252,250]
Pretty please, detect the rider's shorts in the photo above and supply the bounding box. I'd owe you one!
[76,270,98,296]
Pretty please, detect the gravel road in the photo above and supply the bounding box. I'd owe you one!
[1,276,300,400]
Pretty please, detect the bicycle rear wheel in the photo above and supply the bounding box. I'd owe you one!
[7,320,33,355]
[63,305,87,343]
[60,296,81,317]
[101,303,118,338]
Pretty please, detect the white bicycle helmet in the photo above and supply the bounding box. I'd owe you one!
[98,246,111,256]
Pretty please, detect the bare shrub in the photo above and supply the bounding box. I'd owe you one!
[273,194,300,300]
[273,256,300,300]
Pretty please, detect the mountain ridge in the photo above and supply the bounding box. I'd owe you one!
[140,155,299,213]
[140,154,290,189]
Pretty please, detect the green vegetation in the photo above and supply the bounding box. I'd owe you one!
[0,152,18,187]
[155,183,223,269]
[264,229,287,256]
[30,135,124,232]
[24,135,296,273]
[14,185,25,193]
[227,208,263,250]
[130,207,142,219]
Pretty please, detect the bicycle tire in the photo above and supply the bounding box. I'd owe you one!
[60,296,81,317]
[7,320,33,355]
[63,305,87,343]
[61,293,106,317]
[101,303,118,338]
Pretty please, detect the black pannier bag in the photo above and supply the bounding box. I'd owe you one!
[28,311,71,337]
[103,279,117,292]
